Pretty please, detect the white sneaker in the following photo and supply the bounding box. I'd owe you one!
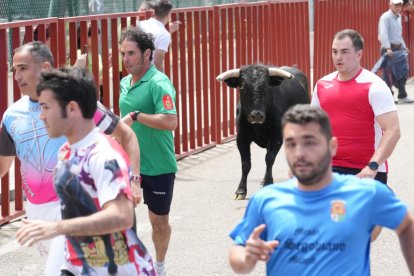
[398,97,414,104]
[154,263,166,276]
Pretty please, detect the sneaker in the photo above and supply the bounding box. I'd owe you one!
[398,97,414,104]
[154,263,166,276]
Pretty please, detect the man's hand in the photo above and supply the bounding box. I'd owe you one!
[169,21,181,34]
[16,219,59,247]
[356,166,377,179]
[245,224,279,264]
[121,114,134,127]
[74,53,87,68]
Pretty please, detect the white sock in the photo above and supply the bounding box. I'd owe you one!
[155,261,165,268]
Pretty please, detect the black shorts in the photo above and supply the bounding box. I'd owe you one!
[332,166,388,185]
[141,173,175,215]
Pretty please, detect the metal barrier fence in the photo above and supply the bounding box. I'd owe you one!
[0,0,310,225]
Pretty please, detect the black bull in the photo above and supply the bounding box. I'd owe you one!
[217,64,310,199]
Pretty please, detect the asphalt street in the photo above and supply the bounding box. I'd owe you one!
[1,83,414,275]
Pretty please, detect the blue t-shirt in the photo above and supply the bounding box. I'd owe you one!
[230,173,407,275]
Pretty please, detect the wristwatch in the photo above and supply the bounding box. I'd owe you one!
[129,111,141,121]
[368,161,379,171]
[130,175,141,182]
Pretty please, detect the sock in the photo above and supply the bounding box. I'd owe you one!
[155,261,165,268]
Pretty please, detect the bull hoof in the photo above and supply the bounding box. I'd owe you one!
[235,193,247,200]
[235,187,247,200]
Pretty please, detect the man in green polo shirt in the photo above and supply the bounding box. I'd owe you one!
[119,28,177,276]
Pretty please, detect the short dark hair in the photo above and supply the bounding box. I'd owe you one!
[403,0,414,7]
[334,29,364,52]
[14,41,55,67]
[77,22,101,50]
[36,66,97,119]
[119,28,155,61]
[282,104,332,141]
[154,0,173,18]
[33,24,50,41]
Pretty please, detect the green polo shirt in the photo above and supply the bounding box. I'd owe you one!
[120,65,177,176]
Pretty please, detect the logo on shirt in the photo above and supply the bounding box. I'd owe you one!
[324,84,334,89]
[330,199,346,222]
[162,95,174,110]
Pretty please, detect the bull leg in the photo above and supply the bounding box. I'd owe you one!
[262,142,282,186]
[236,138,251,200]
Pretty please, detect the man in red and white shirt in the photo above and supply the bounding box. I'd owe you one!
[311,29,400,185]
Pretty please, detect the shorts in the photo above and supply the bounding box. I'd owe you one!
[141,173,175,215]
[25,200,62,258]
[26,200,65,276]
[332,166,388,185]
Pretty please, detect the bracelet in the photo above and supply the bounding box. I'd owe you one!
[129,111,141,121]
[130,175,141,182]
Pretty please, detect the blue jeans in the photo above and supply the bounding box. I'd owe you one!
[381,48,408,99]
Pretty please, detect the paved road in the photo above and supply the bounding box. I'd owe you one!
[1,84,414,275]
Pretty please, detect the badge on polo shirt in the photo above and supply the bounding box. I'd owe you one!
[162,95,174,110]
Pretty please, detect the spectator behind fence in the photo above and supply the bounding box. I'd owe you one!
[1,41,140,275]
[31,24,88,69]
[229,104,414,275]
[119,28,178,276]
[378,0,414,103]
[16,66,155,275]
[33,24,51,47]
[403,0,414,12]
[76,22,103,79]
[138,0,181,72]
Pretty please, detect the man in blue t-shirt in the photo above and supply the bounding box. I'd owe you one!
[229,104,414,275]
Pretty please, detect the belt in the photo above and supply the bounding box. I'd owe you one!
[390,43,402,49]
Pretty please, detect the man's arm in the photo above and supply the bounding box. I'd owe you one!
[16,193,134,246]
[396,212,414,274]
[153,49,167,72]
[229,224,279,274]
[110,120,141,205]
[0,156,15,178]
[378,14,391,50]
[357,111,400,178]
[122,113,177,131]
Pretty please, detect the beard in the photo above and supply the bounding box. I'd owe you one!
[289,149,332,186]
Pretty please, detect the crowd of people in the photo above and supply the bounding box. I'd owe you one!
[1,0,414,275]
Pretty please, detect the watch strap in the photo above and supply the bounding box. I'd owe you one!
[129,111,141,121]
[130,175,141,182]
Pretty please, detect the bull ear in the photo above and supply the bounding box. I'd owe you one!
[223,77,240,88]
[269,76,285,87]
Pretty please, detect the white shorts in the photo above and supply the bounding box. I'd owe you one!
[25,200,65,275]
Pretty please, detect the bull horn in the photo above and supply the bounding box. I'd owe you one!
[268,68,294,79]
[216,69,240,81]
